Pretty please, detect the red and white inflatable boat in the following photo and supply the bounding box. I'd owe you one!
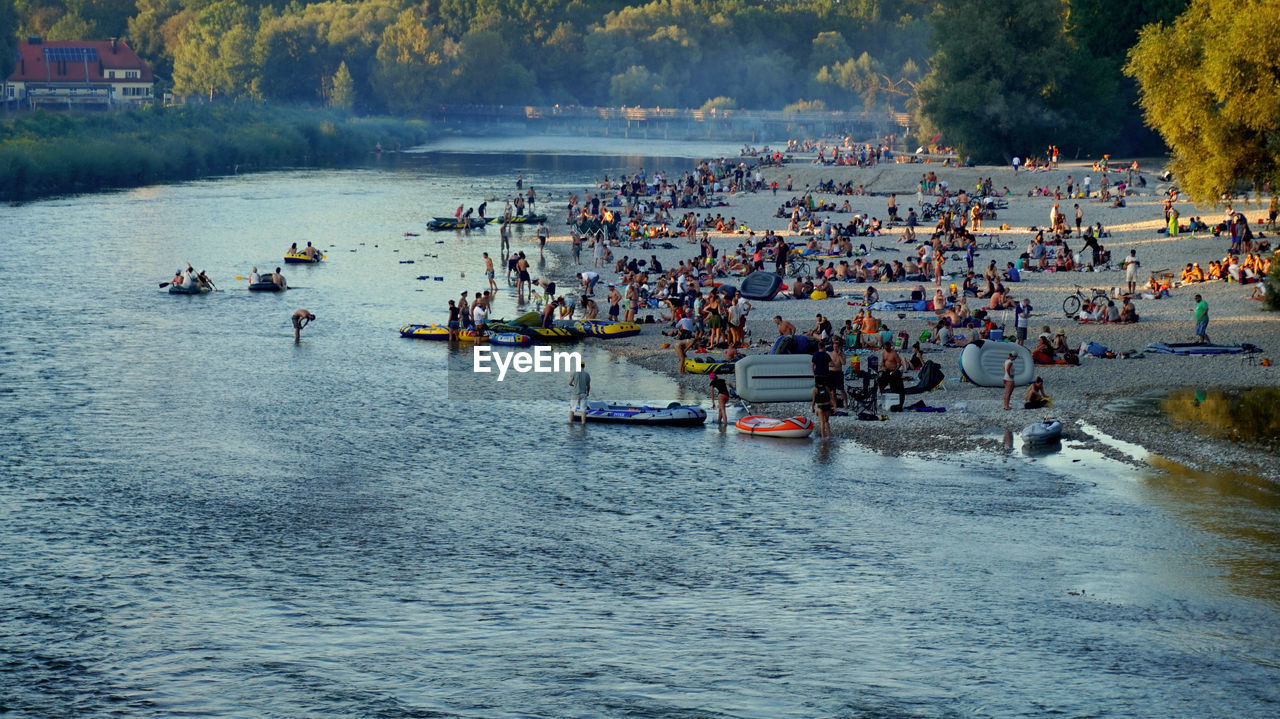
[734,415,814,439]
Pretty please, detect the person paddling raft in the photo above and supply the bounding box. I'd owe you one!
[292,309,315,343]
[272,267,287,290]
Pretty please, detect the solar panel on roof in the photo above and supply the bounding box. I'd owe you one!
[43,47,99,63]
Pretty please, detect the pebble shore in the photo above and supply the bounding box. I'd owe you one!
[536,151,1280,480]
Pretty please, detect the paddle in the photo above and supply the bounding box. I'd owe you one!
[159,282,170,288]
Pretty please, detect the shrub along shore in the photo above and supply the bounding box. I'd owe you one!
[0,104,430,202]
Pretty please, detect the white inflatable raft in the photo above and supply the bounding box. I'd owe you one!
[1021,418,1063,444]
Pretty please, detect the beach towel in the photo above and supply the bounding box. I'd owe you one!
[869,300,918,312]
[1145,341,1260,355]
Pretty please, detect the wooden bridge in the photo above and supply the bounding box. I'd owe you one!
[425,104,910,142]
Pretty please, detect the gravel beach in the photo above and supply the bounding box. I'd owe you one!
[531,148,1280,480]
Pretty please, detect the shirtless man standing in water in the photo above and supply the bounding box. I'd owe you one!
[483,252,497,292]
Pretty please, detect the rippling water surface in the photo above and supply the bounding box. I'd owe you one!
[2,139,1278,717]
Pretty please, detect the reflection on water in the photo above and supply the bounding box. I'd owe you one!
[1163,387,1280,449]
[1139,456,1280,606]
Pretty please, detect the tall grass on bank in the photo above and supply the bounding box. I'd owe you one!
[0,104,430,201]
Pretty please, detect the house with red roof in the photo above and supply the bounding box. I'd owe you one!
[5,36,155,109]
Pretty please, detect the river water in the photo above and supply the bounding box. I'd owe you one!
[2,138,1277,717]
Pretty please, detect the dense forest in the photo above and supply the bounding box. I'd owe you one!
[2,0,935,114]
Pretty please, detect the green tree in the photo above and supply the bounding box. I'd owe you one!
[609,65,666,107]
[0,0,18,80]
[45,12,98,41]
[783,98,825,114]
[127,0,185,78]
[65,0,134,38]
[809,30,850,70]
[171,0,257,101]
[816,51,884,111]
[1125,0,1280,203]
[916,0,1114,162]
[699,96,736,113]
[371,8,452,113]
[329,60,354,110]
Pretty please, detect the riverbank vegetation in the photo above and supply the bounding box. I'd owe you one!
[0,104,428,201]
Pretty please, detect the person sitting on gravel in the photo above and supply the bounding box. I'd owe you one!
[1032,335,1055,364]
[815,276,838,297]
[1077,299,1103,322]
[1024,377,1050,409]
[988,287,1014,310]
[1052,329,1074,357]
[932,319,957,346]
[1120,297,1139,322]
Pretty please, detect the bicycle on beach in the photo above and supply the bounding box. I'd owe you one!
[786,256,812,277]
[1062,284,1109,317]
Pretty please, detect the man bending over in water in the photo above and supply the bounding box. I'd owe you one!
[292,309,315,343]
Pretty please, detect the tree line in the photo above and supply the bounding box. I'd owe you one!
[3,0,1278,203]
[4,0,934,114]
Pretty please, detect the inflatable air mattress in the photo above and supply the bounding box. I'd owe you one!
[959,340,1034,387]
[771,334,819,355]
[739,271,783,301]
[1144,341,1259,355]
[734,354,815,402]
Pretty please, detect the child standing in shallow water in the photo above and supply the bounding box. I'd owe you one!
[812,383,836,439]
[709,372,730,425]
